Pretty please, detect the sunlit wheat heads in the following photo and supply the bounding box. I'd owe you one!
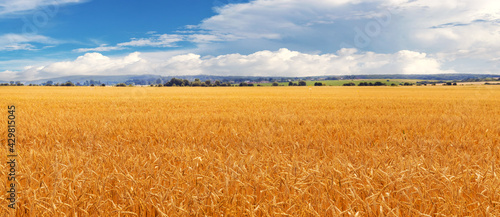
[0,86,498,216]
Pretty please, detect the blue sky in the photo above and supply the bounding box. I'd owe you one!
[0,0,227,60]
[1,0,499,81]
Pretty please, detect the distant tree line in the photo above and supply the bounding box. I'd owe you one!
[8,75,499,87]
[358,81,386,86]
[38,80,106,86]
[153,78,234,87]
[342,82,356,86]
[0,81,23,86]
[287,81,307,86]
[461,77,500,82]
[342,81,415,86]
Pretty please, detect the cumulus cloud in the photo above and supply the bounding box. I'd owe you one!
[0,70,17,81]
[10,52,149,81]
[2,48,458,81]
[72,0,500,58]
[4,0,500,78]
[43,52,145,75]
[191,0,500,59]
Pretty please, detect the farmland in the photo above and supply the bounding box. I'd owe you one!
[257,79,424,86]
[1,86,499,216]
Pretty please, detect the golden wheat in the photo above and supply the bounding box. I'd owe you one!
[0,86,499,216]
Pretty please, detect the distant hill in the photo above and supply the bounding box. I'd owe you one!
[15,73,500,85]
[348,74,500,81]
[26,74,160,85]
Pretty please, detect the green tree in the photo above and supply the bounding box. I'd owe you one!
[192,81,201,86]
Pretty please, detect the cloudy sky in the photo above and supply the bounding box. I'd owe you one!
[0,0,499,81]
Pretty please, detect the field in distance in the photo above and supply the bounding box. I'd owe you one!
[0,86,499,216]
[257,79,500,86]
[257,79,422,86]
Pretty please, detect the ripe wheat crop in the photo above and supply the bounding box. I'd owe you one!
[0,86,499,216]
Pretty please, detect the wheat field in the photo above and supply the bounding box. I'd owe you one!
[0,86,499,216]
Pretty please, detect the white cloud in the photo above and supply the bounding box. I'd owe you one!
[117,34,184,47]
[42,52,145,75]
[3,48,459,81]
[0,58,54,72]
[4,0,500,77]
[3,43,36,51]
[75,0,497,55]
[191,0,500,59]
[73,44,124,52]
[74,32,243,53]
[187,34,237,44]
[74,34,187,53]
[0,70,17,81]
[0,33,59,51]
[0,0,85,15]
[8,52,148,81]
